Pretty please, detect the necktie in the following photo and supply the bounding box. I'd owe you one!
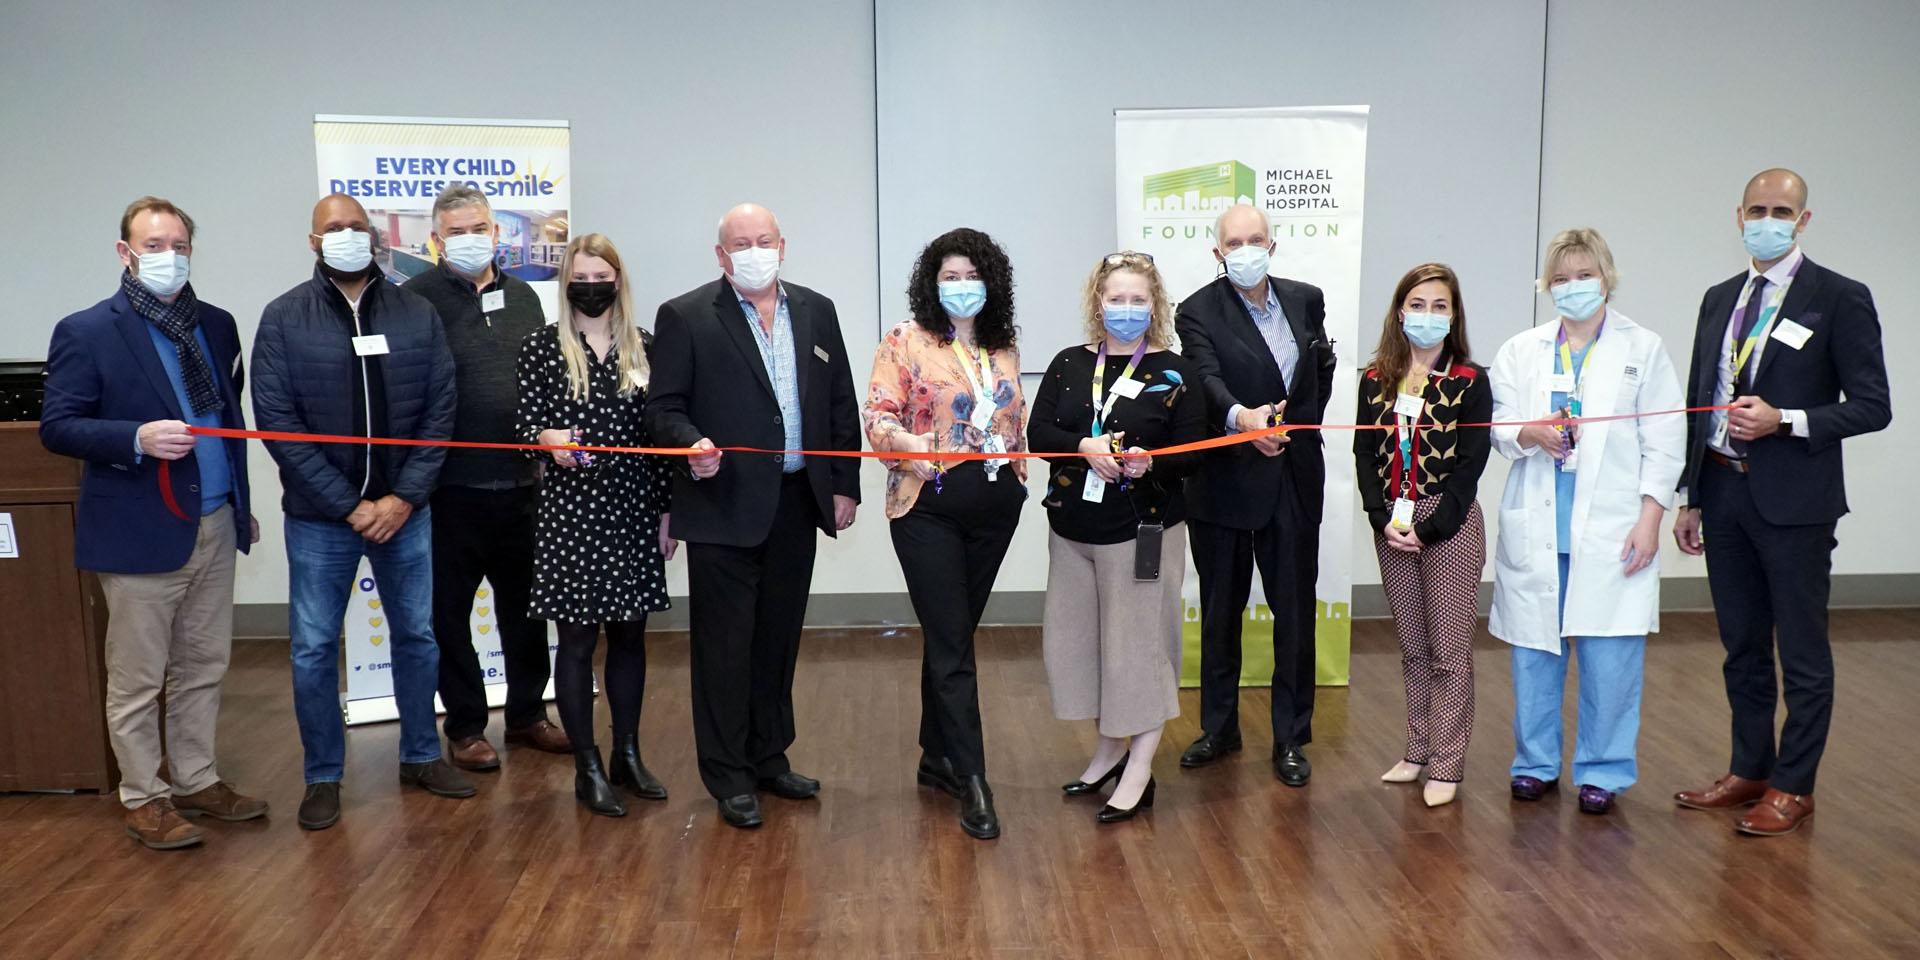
[1728,275,1768,456]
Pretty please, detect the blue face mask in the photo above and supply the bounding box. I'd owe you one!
[1401,311,1451,349]
[1102,303,1152,343]
[1550,277,1606,322]
[937,280,987,319]
[441,232,495,276]
[1743,216,1798,262]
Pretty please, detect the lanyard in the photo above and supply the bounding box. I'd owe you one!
[1393,372,1428,498]
[1090,340,1147,437]
[950,337,996,426]
[1729,266,1797,381]
[1556,320,1603,417]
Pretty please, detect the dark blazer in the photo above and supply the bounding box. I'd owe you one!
[1176,275,1337,529]
[40,288,252,574]
[1679,257,1890,525]
[251,267,456,521]
[645,278,862,547]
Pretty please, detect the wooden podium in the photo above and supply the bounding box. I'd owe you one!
[0,422,114,792]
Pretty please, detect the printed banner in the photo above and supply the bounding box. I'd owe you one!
[315,114,569,723]
[313,114,571,321]
[1115,105,1368,686]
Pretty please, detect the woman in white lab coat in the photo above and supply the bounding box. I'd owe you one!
[1488,228,1685,815]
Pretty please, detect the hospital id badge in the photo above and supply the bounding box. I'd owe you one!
[1560,446,1580,473]
[982,434,1007,481]
[1549,372,1576,394]
[1082,470,1107,503]
[1710,417,1730,450]
[1390,497,1416,531]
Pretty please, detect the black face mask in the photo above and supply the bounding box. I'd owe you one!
[567,280,617,318]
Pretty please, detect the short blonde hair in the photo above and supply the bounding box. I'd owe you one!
[1080,253,1174,347]
[1538,227,1618,294]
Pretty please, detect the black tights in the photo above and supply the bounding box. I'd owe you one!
[553,618,648,751]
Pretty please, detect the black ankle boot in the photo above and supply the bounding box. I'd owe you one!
[960,775,1001,840]
[574,748,627,817]
[608,733,667,800]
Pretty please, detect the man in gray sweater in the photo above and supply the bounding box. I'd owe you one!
[402,184,567,769]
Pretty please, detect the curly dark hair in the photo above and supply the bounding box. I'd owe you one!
[906,227,1017,352]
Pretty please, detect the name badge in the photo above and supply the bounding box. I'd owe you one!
[1549,372,1576,393]
[1082,470,1107,503]
[1771,318,1813,350]
[813,345,831,363]
[352,334,390,356]
[1710,417,1730,449]
[1393,392,1425,419]
[1111,377,1144,400]
[480,289,506,313]
[1389,497,1416,530]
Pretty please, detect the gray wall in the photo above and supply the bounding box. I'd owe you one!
[3,0,1913,609]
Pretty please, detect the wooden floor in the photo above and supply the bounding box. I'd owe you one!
[2,610,1918,959]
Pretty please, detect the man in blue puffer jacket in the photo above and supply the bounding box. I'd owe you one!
[252,193,471,831]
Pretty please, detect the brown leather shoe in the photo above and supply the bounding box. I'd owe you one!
[174,782,269,822]
[505,719,571,754]
[125,797,205,850]
[448,735,501,771]
[1736,789,1814,836]
[1675,773,1769,810]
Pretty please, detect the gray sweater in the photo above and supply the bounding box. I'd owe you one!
[402,263,545,488]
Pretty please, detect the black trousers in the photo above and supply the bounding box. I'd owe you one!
[889,463,1023,778]
[686,472,821,799]
[1700,460,1837,795]
[430,485,550,741]
[1189,490,1320,748]
[553,619,648,751]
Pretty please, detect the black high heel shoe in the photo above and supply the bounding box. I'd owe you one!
[1062,758,1127,796]
[1097,777,1156,823]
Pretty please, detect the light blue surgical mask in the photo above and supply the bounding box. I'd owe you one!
[1401,311,1451,349]
[1550,277,1606,322]
[130,249,190,298]
[1743,216,1798,262]
[317,229,373,273]
[1102,303,1152,343]
[441,232,495,276]
[1222,244,1272,289]
[937,280,987,319]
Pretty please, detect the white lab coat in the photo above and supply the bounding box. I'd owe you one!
[1487,309,1686,654]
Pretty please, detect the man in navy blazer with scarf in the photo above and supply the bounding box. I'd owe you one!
[1672,168,1891,836]
[41,196,265,851]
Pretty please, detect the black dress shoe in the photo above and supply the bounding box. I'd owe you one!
[959,775,1000,840]
[1273,744,1311,787]
[756,770,821,800]
[1097,778,1156,823]
[298,782,341,831]
[918,754,965,800]
[1063,758,1127,796]
[574,748,627,817]
[718,794,763,829]
[608,734,668,801]
[399,759,477,798]
[1179,732,1243,768]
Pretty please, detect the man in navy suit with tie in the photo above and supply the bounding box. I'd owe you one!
[40,197,266,850]
[1672,169,1891,836]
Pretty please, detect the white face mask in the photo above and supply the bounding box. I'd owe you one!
[1221,244,1272,289]
[318,229,373,273]
[129,249,190,297]
[441,232,495,276]
[727,245,781,293]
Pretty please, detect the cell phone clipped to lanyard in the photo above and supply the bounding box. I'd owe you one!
[1134,522,1165,582]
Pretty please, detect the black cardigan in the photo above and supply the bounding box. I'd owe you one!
[1352,360,1491,544]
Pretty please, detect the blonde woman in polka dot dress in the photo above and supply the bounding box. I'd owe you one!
[516,234,674,817]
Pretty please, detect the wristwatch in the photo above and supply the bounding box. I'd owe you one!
[1776,409,1794,437]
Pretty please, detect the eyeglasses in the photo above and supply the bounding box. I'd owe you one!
[1104,250,1155,267]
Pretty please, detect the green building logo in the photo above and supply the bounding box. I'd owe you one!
[1143,161,1256,217]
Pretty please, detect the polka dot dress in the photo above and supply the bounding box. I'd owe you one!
[515,326,672,625]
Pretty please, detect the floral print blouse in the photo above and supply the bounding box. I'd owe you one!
[864,319,1029,519]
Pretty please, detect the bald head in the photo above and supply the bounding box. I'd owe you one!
[1214,203,1271,250]
[312,193,370,236]
[1744,168,1808,211]
[716,203,781,248]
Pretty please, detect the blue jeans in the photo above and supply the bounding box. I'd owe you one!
[286,508,442,784]
[1509,553,1645,792]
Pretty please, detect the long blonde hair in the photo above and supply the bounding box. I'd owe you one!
[556,233,648,402]
[1079,252,1174,347]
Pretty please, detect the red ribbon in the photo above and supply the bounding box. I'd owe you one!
[157,405,1729,521]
